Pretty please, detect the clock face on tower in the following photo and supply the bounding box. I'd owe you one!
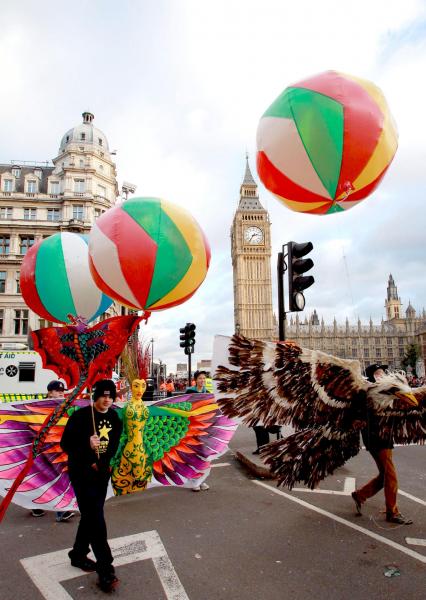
[244,226,264,245]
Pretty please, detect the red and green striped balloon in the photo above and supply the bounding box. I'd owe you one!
[88,197,211,311]
[20,233,113,324]
[257,70,398,215]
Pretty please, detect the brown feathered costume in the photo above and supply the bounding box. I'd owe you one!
[215,335,426,489]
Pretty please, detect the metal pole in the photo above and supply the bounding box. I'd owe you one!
[150,338,154,377]
[277,252,285,341]
[188,352,192,387]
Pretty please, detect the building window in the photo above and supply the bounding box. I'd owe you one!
[15,270,20,293]
[12,168,20,178]
[375,348,381,358]
[388,348,394,358]
[0,309,3,334]
[0,236,10,255]
[47,208,60,221]
[0,272,6,293]
[387,338,392,346]
[364,349,369,358]
[50,181,59,194]
[14,309,29,335]
[0,207,13,219]
[399,348,404,357]
[81,133,86,140]
[79,159,84,167]
[98,138,103,146]
[20,236,34,255]
[24,207,37,220]
[3,179,13,192]
[27,180,37,193]
[97,184,106,198]
[74,179,85,193]
[34,169,42,179]
[99,164,104,171]
[94,208,101,219]
[72,205,84,220]
[66,135,70,142]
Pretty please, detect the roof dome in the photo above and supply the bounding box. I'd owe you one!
[59,112,109,153]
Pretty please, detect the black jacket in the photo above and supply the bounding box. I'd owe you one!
[60,406,122,477]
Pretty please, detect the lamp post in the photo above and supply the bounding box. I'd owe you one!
[150,338,154,378]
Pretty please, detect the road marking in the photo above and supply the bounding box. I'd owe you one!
[399,489,426,506]
[254,480,426,565]
[20,530,189,600]
[293,477,356,496]
[406,538,426,547]
[210,462,230,468]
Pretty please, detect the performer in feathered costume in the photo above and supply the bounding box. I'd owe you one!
[215,335,426,509]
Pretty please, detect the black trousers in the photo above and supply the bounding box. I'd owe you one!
[70,470,113,576]
[253,426,270,448]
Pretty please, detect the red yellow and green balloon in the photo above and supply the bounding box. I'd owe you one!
[256,70,398,215]
[20,233,113,324]
[88,197,211,311]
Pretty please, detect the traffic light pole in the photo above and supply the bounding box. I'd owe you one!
[187,352,192,386]
[277,249,287,341]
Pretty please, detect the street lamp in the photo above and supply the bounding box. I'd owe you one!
[150,338,154,378]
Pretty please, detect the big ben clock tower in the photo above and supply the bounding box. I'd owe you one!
[231,156,274,340]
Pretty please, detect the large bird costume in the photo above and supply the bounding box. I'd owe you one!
[215,335,426,489]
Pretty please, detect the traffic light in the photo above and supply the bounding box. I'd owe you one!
[179,323,196,355]
[287,241,314,312]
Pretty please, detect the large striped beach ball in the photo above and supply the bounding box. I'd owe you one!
[256,70,398,215]
[20,233,113,324]
[88,197,211,311]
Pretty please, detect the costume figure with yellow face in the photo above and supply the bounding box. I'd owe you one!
[111,379,152,495]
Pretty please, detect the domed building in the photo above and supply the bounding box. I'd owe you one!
[0,112,121,349]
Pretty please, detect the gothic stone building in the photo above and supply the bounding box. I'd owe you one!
[0,112,119,348]
[286,275,426,372]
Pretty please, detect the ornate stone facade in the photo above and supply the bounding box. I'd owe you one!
[231,157,274,341]
[0,112,120,348]
[286,275,426,371]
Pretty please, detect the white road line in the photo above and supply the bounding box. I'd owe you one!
[210,462,230,468]
[406,538,426,547]
[399,489,426,507]
[20,530,189,600]
[254,480,426,565]
[293,477,356,496]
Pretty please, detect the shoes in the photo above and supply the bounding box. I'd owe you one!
[68,552,97,572]
[252,449,260,455]
[97,573,119,593]
[192,482,210,492]
[386,513,413,525]
[351,492,362,516]
[56,511,74,522]
[31,509,46,517]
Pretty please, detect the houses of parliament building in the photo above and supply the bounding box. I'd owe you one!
[231,160,426,373]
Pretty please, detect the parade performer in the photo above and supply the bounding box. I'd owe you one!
[215,335,426,520]
[185,370,211,491]
[61,379,122,593]
[351,364,412,524]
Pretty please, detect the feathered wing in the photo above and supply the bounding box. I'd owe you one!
[0,399,82,511]
[145,394,237,486]
[215,335,368,430]
[215,334,369,489]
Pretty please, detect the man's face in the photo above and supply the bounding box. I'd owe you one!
[47,389,62,398]
[196,374,206,387]
[374,368,385,381]
[94,392,113,413]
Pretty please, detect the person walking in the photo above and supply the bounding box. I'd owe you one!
[60,379,123,592]
[351,364,413,525]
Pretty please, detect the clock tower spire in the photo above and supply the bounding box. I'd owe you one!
[231,156,274,340]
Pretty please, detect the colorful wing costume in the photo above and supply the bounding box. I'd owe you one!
[0,395,236,512]
[0,314,142,521]
[215,335,426,489]
[111,394,236,494]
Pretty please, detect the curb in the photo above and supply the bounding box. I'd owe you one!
[235,450,277,479]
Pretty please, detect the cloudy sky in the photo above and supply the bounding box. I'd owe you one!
[1,1,426,372]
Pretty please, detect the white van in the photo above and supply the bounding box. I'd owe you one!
[0,350,59,399]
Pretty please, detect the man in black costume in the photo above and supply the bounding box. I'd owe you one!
[61,379,122,592]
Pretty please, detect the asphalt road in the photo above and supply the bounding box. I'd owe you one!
[0,426,424,600]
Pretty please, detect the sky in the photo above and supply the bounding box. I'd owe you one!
[1,0,426,372]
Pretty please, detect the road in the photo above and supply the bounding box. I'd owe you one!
[0,425,424,600]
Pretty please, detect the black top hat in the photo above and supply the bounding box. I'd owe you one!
[365,363,388,383]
